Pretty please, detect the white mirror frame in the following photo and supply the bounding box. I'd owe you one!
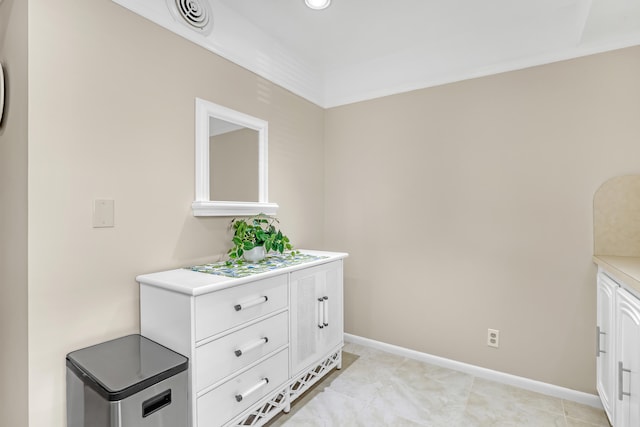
[192,98,279,216]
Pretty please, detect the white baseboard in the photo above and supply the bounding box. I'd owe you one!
[344,333,603,409]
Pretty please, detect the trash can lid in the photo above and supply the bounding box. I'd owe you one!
[66,334,188,401]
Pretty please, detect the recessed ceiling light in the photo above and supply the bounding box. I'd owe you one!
[305,0,331,10]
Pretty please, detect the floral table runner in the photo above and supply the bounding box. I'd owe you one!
[186,252,327,278]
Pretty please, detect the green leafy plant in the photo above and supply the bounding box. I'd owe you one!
[228,214,296,260]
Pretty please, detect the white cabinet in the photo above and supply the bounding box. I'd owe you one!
[615,288,640,426]
[290,261,344,376]
[138,251,346,427]
[597,273,616,421]
[596,269,640,427]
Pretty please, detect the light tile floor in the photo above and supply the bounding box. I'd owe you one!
[266,342,611,427]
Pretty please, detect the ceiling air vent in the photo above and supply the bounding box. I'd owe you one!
[167,0,213,36]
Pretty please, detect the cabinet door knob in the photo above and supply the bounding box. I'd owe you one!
[235,378,269,402]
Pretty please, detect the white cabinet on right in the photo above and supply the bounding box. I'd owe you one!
[290,261,344,377]
[597,269,640,427]
[615,286,640,426]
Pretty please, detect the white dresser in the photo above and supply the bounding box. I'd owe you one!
[137,250,347,427]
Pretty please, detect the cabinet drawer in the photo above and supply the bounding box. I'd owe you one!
[195,311,289,391]
[195,275,288,341]
[196,348,288,427]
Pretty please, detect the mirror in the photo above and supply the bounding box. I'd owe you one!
[193,98,278,216]
[209,118,259,202]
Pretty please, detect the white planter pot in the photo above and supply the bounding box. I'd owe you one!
[243,246,266,262]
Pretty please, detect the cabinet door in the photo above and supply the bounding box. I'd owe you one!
[321,262,343,354]
[290,261,343,376]
[615,288,640,427]
[597,274,617,423]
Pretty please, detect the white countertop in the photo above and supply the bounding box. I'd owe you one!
[593,255,640,294]
[136,250,348,296]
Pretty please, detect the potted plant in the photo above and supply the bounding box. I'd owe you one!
[228,214,295,262]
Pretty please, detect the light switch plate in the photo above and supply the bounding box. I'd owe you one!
[93,199,115,228]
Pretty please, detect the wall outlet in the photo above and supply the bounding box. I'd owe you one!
[487,328,500,348]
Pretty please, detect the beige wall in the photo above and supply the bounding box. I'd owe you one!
[0,0,29,425]
[27,0,324,425]
[325,46,640,394]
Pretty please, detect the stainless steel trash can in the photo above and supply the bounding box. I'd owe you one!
[66,334,188,427]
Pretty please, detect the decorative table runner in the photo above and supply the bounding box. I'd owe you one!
[187,252,328,278]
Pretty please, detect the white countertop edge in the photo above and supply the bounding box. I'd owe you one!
[593,255,640,294]
[137,250,348,296]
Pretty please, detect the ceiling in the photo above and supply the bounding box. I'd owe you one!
[114,0,640,107]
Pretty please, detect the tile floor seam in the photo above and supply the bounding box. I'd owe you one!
[560,399,570,426]
[466,375,477,410]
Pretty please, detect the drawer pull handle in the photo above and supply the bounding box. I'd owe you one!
[234,337,269,357]
[596,326,606,357]
[618,361,632,401]
[317,296,329,328]
[235,378,269,402]
[234,296,268,312]
[323,296,329,327]
[317,298,324,329]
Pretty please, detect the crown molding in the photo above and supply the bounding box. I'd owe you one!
[323,32,640,108]
[112,0,640,109]
[111,0,325,106]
